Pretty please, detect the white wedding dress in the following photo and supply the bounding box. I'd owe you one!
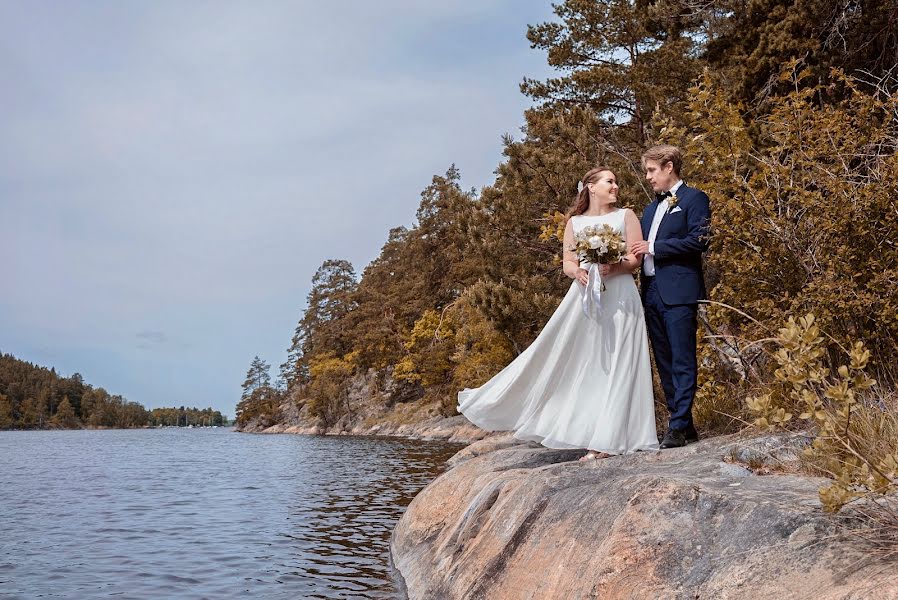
[458,209,659,454]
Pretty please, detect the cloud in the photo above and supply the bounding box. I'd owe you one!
[136,330,168,349]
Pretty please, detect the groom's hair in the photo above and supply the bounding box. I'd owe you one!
[642,145,682,176]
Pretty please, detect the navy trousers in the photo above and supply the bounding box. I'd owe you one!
[642,276,698,432]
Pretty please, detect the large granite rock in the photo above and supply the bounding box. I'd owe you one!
[391,433,898,599]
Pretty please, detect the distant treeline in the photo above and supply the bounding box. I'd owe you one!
[0,353,224,430]
[148,407,225,427]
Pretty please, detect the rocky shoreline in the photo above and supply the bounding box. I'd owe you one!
[242,413,491,444]
[247,415,494,444]
[391,432,898,599]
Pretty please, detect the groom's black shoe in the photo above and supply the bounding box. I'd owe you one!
[659,428,688,449]
[684,424,699,444]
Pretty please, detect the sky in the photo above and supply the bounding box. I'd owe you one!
[1,0,558,418]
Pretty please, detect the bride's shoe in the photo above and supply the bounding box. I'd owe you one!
[578,450,610,462]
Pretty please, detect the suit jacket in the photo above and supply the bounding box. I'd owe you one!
[640,183,711,305]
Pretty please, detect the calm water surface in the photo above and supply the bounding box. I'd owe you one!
[0,428,463,599]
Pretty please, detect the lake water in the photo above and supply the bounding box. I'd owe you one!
[0,428,463,599]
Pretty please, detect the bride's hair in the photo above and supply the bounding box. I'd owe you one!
[566,166,614,219]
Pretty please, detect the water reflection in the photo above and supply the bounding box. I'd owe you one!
[281,436,462,599]
[0,429,463,599]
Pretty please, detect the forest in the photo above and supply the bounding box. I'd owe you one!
[0,353,225,429]
[236,0,897,513]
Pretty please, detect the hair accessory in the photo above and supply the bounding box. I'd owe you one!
[577,181,584,193]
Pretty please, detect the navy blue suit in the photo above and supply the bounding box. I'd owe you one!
[640,183,711,432]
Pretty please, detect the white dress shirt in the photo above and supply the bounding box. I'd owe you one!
[643,180,683,276]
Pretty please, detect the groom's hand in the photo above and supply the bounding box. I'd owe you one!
[630,241,650,257]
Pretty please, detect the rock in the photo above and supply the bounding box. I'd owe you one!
[720,432,813,472]
[391,433,898,599]
[260,423,288,434]
[446,433,524,469]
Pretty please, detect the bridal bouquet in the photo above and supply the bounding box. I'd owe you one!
[572,224,627,270]
[569,224,627,319]
[569,224,627,308]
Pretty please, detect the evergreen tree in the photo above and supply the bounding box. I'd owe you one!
[55,373,84,418]
[279,325,306,389]
[342,226,416,369]
[283,260,357,387]
[147,406,225,427]
[51,396,79,428]
[342,168,484,370]
[241,356,272,400]
[235,385,281,428]
[522,0,704,148]
[704,0,898,104]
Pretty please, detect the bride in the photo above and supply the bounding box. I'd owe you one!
[458,167,659,460]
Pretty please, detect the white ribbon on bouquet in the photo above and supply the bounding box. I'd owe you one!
[581,263,605,320]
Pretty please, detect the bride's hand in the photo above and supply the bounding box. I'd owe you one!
[599,264,614,278]
[576,268,589,286]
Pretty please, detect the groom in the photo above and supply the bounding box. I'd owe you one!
[630,145,711,449]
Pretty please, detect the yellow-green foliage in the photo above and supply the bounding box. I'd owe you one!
[394,301,515,415]
[450,302,516,390]
[307,351,358,426]
[394,309,456,387]
[746,314,896,512]
[539,210,568,246]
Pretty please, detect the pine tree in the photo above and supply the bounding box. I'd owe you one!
[283,260,357,387]
[241,356,272,400]
[522,0,704,148]
[341,227,416,369]
[279,324,307,389]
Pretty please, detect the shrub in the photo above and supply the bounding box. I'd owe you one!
[746,313,896,513]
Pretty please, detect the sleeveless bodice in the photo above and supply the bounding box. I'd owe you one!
[570,209,627,239]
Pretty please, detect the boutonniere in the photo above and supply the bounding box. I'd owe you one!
[666,195,679,214]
